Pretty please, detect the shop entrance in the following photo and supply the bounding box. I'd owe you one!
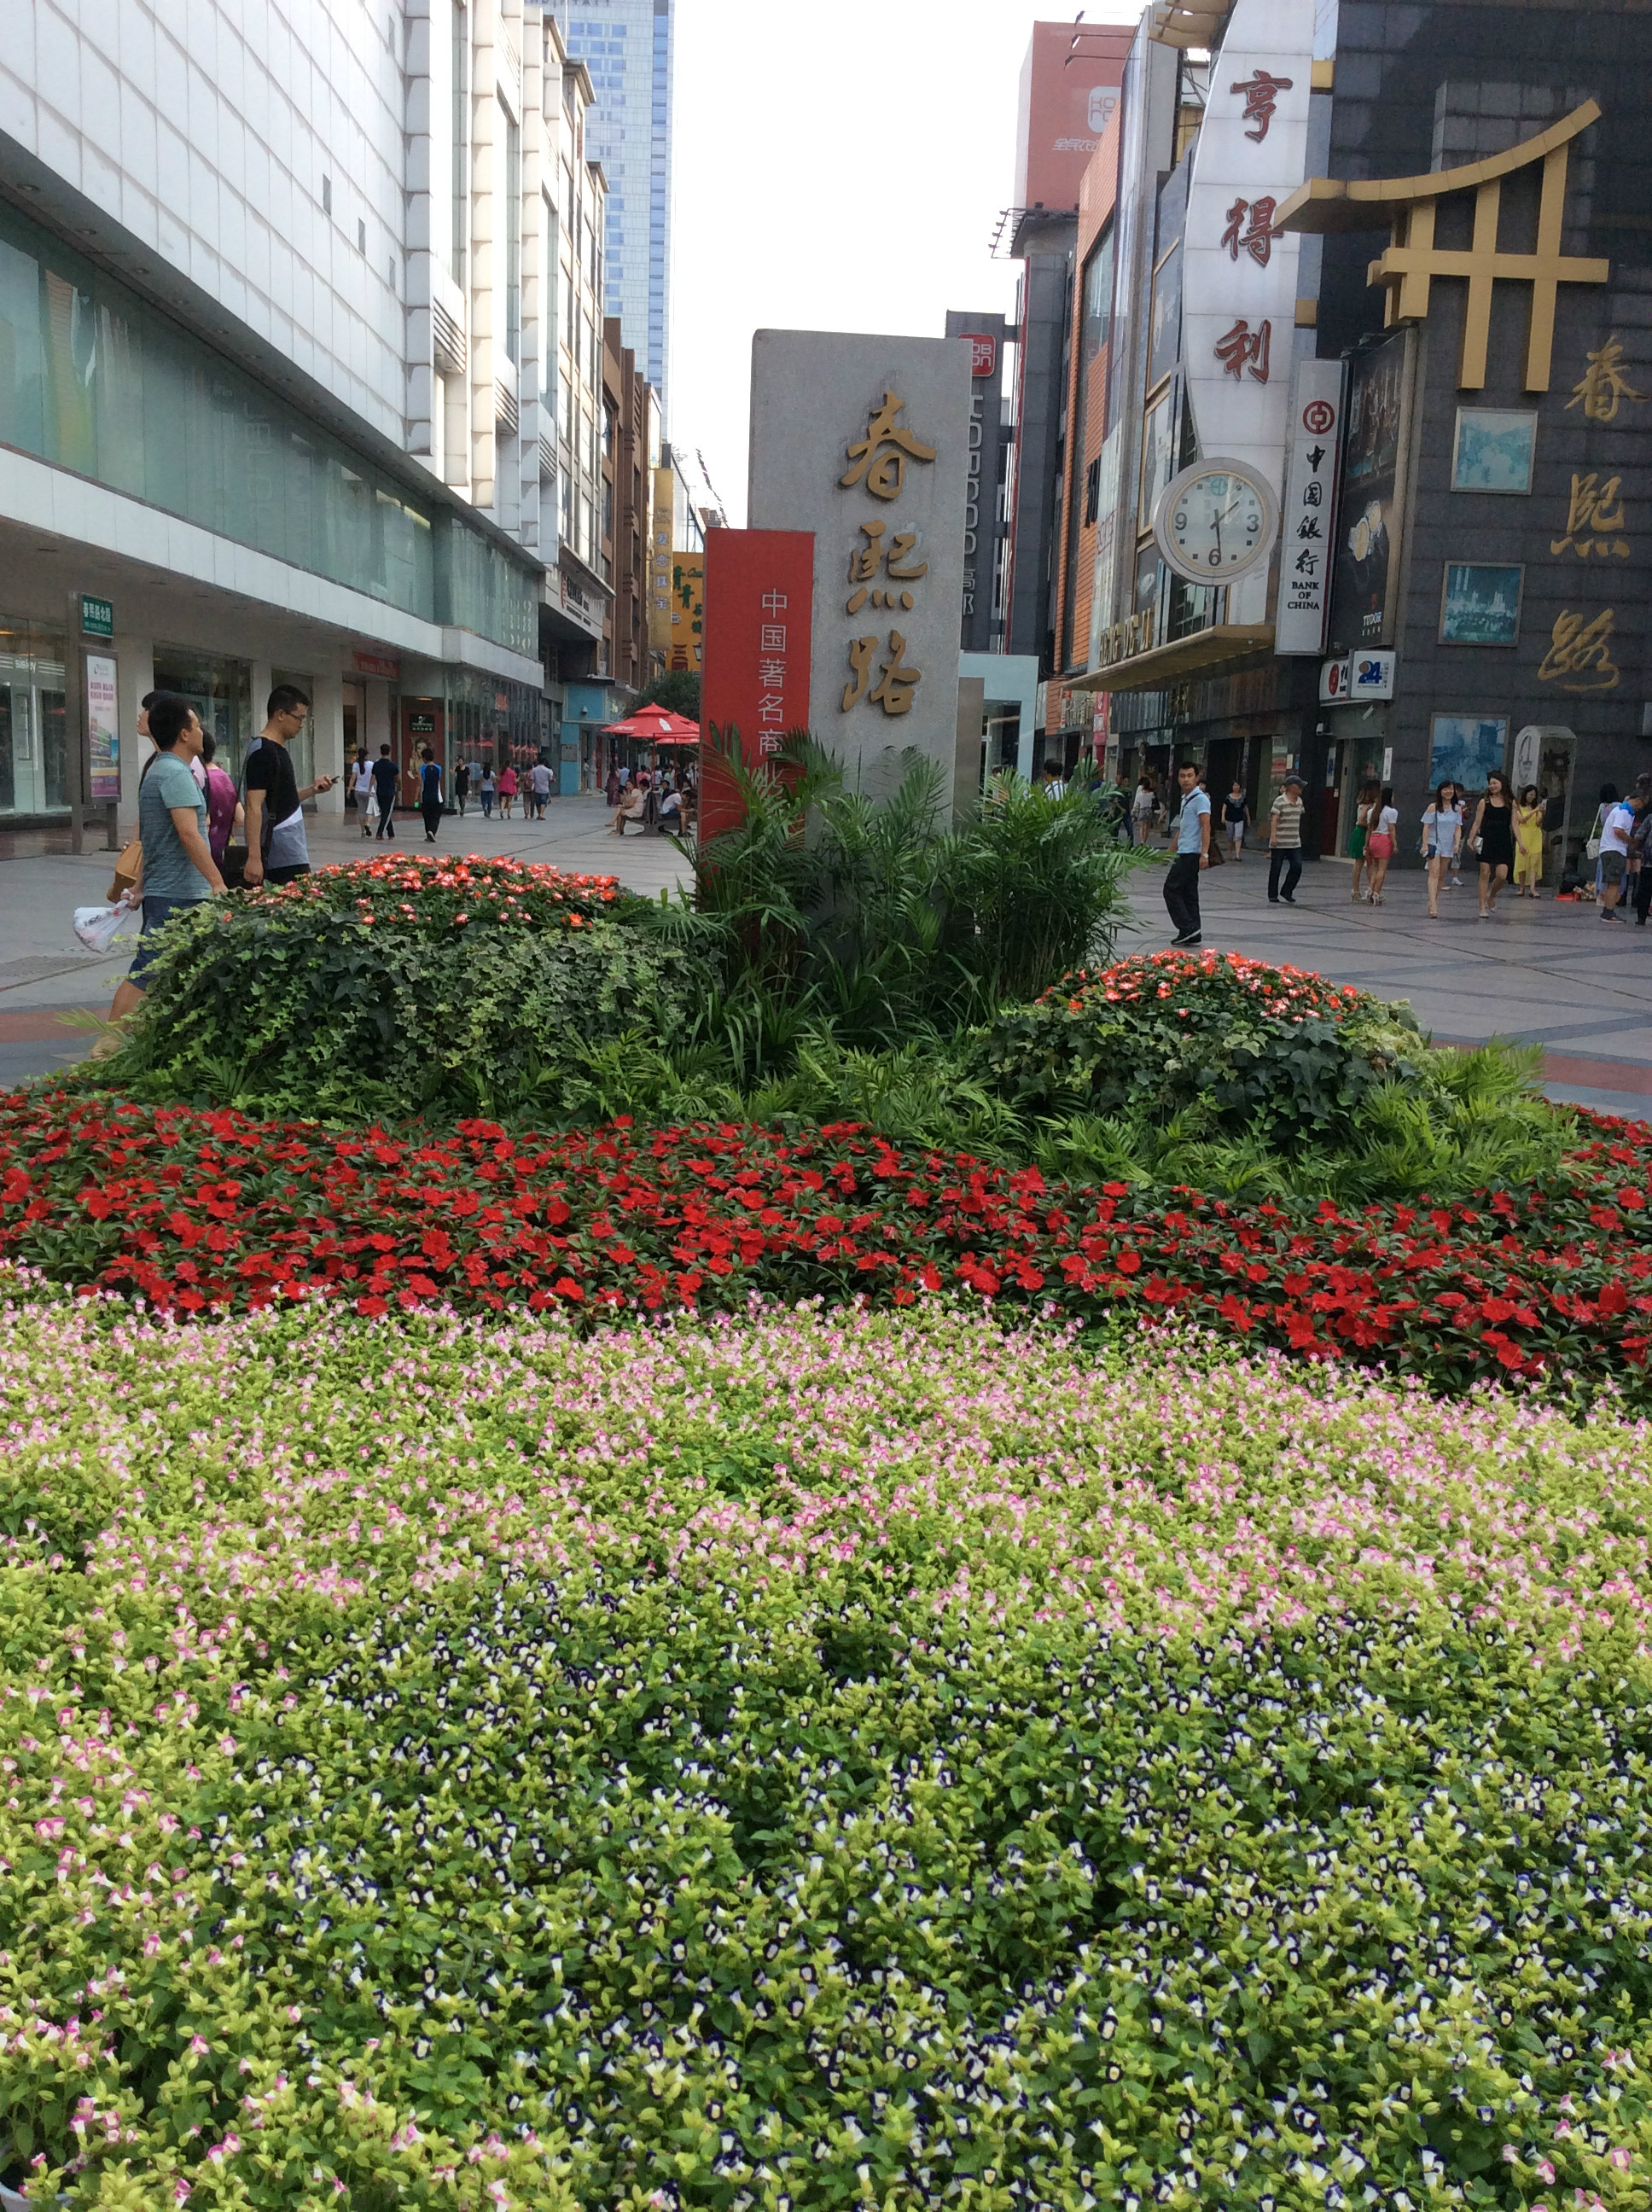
[1511,724,1576,886]
[0,631,67,819]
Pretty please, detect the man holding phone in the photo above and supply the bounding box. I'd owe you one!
[242,684,335,887]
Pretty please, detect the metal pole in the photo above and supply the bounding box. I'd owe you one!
[65,590,85,855]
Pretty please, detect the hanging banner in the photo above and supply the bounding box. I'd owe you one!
[1275,358,1347,655]
[699,527,816,840]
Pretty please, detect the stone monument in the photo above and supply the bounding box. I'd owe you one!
[748,330,972,804]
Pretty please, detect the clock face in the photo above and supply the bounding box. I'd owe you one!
[1154,461,1279,585]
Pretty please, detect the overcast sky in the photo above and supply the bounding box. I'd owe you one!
[667,0,1148,524]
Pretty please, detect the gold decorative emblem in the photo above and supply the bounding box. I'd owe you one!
[1276,102,1609,392]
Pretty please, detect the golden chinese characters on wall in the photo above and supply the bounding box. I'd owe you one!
[838,391,935,718]
[1534,335,1646,696]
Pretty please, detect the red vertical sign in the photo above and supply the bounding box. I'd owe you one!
[699,527,816,841]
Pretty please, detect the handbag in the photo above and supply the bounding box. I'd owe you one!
[108,836,143,904]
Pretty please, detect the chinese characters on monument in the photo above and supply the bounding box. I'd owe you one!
[838,391,936,719]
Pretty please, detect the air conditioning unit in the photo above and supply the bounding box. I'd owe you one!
[433,299,466,377]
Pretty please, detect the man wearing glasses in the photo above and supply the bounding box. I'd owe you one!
[242,684,336,888]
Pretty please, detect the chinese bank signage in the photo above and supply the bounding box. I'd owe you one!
[747,330,971,802]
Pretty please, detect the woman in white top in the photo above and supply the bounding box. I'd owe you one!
[1421,781,1462,918]
[1364,785,1399,905]
[352,752,375,838]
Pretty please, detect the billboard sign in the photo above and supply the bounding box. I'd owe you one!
[1014,22,1130,213]
[1329,330,1414,653]
[1275,358,1347,655]
[86,653,119,801]
[946,313,1009,653]
[700,528,816,840]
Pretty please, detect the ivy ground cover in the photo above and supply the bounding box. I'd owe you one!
[1,1091,1649,1398]
[1,1295,1651,2207]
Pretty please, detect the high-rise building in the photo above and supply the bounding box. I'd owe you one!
[0,0,638,845]
[998,22,1134,675]
[553,0,673,411]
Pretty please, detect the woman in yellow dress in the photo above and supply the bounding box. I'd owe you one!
[1513,785,1545,898]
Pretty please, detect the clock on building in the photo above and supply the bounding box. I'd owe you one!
[1153,458,1280,585]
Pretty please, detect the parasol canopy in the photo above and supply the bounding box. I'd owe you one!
[603,702,700,746]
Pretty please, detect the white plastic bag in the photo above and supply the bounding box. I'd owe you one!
[73,899,140,955]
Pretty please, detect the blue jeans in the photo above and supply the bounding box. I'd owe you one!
[127,894,207,986]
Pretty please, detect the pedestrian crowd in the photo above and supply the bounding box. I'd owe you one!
[1145,760,1652,949]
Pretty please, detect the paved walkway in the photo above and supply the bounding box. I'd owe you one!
[1126,852,1652,1119]
[3,821,1646,1120]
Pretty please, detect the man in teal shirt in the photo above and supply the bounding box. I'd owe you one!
[108,692,224,1026]
[1163,760,1211,947]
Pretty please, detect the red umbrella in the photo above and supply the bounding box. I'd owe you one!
[604,703,700,746]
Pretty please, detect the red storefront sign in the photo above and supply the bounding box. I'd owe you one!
[700,527,816,839]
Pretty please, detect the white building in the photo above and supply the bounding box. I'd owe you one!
[0,0,616,838]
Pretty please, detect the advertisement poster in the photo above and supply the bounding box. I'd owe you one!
[1329,330,1413,653]
[86,653,119,801]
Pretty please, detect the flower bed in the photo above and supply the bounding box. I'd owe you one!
[1,1089,1649,1394]
[241,851,627,933]
[1,1295,1651,2208]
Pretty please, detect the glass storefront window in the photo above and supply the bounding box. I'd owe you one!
[152,647,253,782]
[0,201,538,655]
[0,621,67,818]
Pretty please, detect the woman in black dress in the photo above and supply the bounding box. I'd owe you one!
[1470,769,1515,917]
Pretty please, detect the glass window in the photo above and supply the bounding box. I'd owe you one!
[0,197,536,653]
[152,645,253,783]
[1082,228,1114,370]
[451,0,468,285]
[0,620,68,819]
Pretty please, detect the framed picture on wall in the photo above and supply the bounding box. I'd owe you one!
[1428,713,1509,794]
[1440,562,1524,647]
[1451,409,1538,494]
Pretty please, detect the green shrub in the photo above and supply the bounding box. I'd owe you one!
[100,857,707,1121]
[971,947,1428,1140]
[647,732,1144,1052]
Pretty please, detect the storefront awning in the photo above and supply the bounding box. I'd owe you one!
[1067,624,1276,695]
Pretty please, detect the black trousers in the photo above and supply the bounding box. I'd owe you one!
[1268,847,1303,901]
[1163,853,1202,939]
[375,803,397,839]
[422,799,443,840]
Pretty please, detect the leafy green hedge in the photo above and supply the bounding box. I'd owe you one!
[102,857,706,1121]
[972,951,1430,1139]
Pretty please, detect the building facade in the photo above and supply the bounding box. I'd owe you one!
[0,0,628,841]
[552,0,672,410]
[1077,0,1652,877]
[999,24,1135,678]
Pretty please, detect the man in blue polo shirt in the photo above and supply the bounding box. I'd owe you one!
[1164,760,1210,947]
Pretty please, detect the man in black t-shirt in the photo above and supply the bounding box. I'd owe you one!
[241,684,334,886]
[370,744,400,840]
